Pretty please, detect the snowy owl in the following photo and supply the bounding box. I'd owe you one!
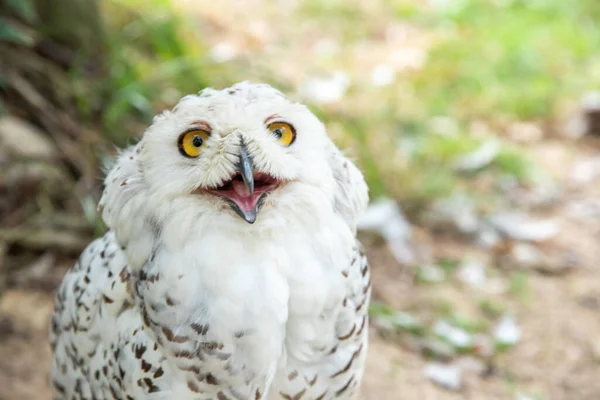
[49,81,371,400]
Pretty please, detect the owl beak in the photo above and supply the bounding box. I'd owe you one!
[234,143,257,224]
[238,142,255,196]
[206,141,279,224]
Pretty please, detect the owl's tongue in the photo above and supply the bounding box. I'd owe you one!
[230,179,258,211]
[209,171,279,224]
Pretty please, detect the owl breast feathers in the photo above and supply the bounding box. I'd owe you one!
[49,81,371,400]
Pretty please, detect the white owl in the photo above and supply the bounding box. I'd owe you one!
[49,81,371,400]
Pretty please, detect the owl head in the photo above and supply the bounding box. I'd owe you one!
[99,82,367,265]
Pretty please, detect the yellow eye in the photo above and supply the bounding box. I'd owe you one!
[178,129,210,158]
[268,122,296,146]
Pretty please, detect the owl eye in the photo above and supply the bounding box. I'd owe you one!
[178,129,210,158]
[267,122,296,146]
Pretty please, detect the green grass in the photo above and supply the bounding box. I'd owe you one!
[310,0,600,203]
[479,299,506,318]
[446,314,489,334]
[78,0,600,206]
[509,270,531,302]
[69,0,237,146]
[393,0,597,204]
[406,0,600,121]
[100,0,211,144]
[285,1,599,208]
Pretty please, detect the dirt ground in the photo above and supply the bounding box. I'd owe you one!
[1,139,600,400]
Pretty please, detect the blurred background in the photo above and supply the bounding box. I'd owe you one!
[1,0,600,399]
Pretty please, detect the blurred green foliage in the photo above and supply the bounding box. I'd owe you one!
[407,0,600,121]
[89,0,600,207]
[0,0,37,45]
[508,270,531,302]
[6,0,598,207]
[84,0,218,145]
[294,0,600,206]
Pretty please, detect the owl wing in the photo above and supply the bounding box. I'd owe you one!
[305,144,370,398]
[270,242,371,400]
[49,231,145,399]
[329,242,371,399]
[328,144,369,233]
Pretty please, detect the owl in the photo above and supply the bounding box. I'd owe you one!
[49,81,371,400]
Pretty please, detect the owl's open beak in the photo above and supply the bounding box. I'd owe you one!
[206,142,279,224]
[232,143,258,223]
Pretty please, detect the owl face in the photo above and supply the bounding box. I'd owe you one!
[135,82,334,224]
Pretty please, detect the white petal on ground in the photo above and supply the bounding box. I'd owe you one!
[476,224,502,248]
[430,193,479,234]
[457,258,486,287]
[372,316,395,331]
[453,140,501,171]
[566,199,600,221]
[494,315,521,345]
[570,157,600,185]
[487,211,560,242]
[358,199,414,264]
[392,312,421,330]
[510,243,543,267]
[421,338,456,359]
[358,199,409,233]
[424,362,462,390]
[434,320,473,348]
[456,356,486,374]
